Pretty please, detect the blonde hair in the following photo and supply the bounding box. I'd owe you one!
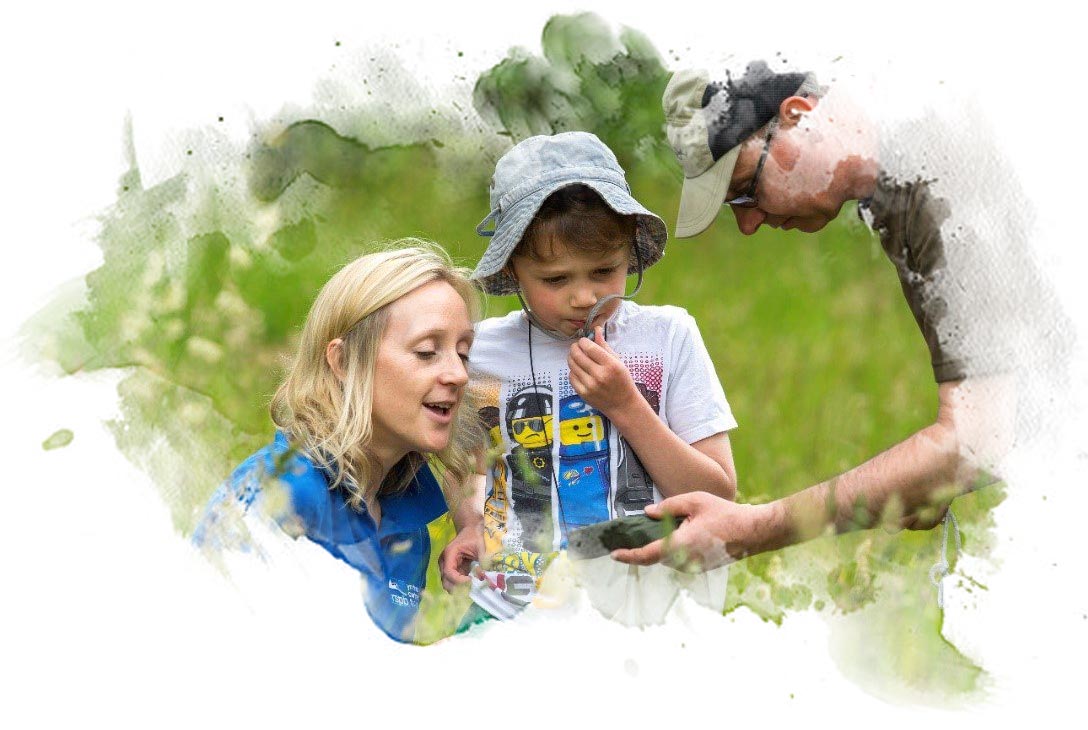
[270,239,483,512]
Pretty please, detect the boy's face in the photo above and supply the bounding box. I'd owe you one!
[509,239,630,338]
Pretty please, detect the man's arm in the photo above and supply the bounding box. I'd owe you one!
[567,327,736,500]
[613,375,1013,568]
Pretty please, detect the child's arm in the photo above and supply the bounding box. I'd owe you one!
[567,327,736,500]
[438,456,487,592]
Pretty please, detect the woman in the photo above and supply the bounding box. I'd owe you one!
[194,240,482,643]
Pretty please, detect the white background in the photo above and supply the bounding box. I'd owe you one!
[2,2,1085,727]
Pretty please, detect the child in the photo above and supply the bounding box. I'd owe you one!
[448,132,738,621]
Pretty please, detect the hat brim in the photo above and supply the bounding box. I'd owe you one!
[472,176,667,296]
[675,145,740,238]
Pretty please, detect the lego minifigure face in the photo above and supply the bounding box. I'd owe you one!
[511,414,554,450]
[559,415,606,447]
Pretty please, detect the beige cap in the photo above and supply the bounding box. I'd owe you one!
[663,64,819,238]
[663,69,736,238]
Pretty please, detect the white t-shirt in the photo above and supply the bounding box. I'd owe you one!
[467,301,737,623]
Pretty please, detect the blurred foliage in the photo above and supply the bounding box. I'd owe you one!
[41,429,74,450]
[36,11,1002,693]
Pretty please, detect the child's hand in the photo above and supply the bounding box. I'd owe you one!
[567,326,639,417]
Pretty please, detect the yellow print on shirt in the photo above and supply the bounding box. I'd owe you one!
[495,550,556,581]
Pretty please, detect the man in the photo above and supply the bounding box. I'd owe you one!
[613,61,1062,571]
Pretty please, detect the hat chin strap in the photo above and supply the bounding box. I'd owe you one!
[515,245,645,342]
[516,291,571,341]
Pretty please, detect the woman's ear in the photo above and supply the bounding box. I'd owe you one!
[326,338,346,380]
[778,95,817,129]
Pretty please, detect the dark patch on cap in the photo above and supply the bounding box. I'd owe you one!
[702,61,808,160]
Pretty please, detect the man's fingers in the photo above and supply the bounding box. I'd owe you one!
[611,539,665,566]
[654,491,701,519]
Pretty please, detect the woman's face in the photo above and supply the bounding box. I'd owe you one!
[369,279,474,467]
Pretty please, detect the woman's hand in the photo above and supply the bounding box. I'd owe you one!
[439,521,483,592]
[567,327,639,417]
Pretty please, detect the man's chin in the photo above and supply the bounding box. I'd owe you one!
[796,217,831,233]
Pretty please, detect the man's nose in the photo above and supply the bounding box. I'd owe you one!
[731,206,767,236]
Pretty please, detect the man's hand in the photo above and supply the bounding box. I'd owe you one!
[439,522,483,592]
[611,492,772,571]
[567,327,639,416]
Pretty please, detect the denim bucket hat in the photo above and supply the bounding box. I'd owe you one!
[472,131,668,296]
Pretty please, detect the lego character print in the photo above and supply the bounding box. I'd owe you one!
[504,386,555,553]
[556,394,611,536]
[476,404,511,559]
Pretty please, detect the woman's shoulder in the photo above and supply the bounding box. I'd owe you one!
[229,432,332,516]
[194,432,330,548]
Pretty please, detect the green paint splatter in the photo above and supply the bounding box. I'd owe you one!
[42,429,74,450]
[30,11,1003,692]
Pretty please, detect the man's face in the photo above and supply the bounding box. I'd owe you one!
[724,115,849,235]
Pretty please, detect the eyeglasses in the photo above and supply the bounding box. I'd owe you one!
[723,116,779,209]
